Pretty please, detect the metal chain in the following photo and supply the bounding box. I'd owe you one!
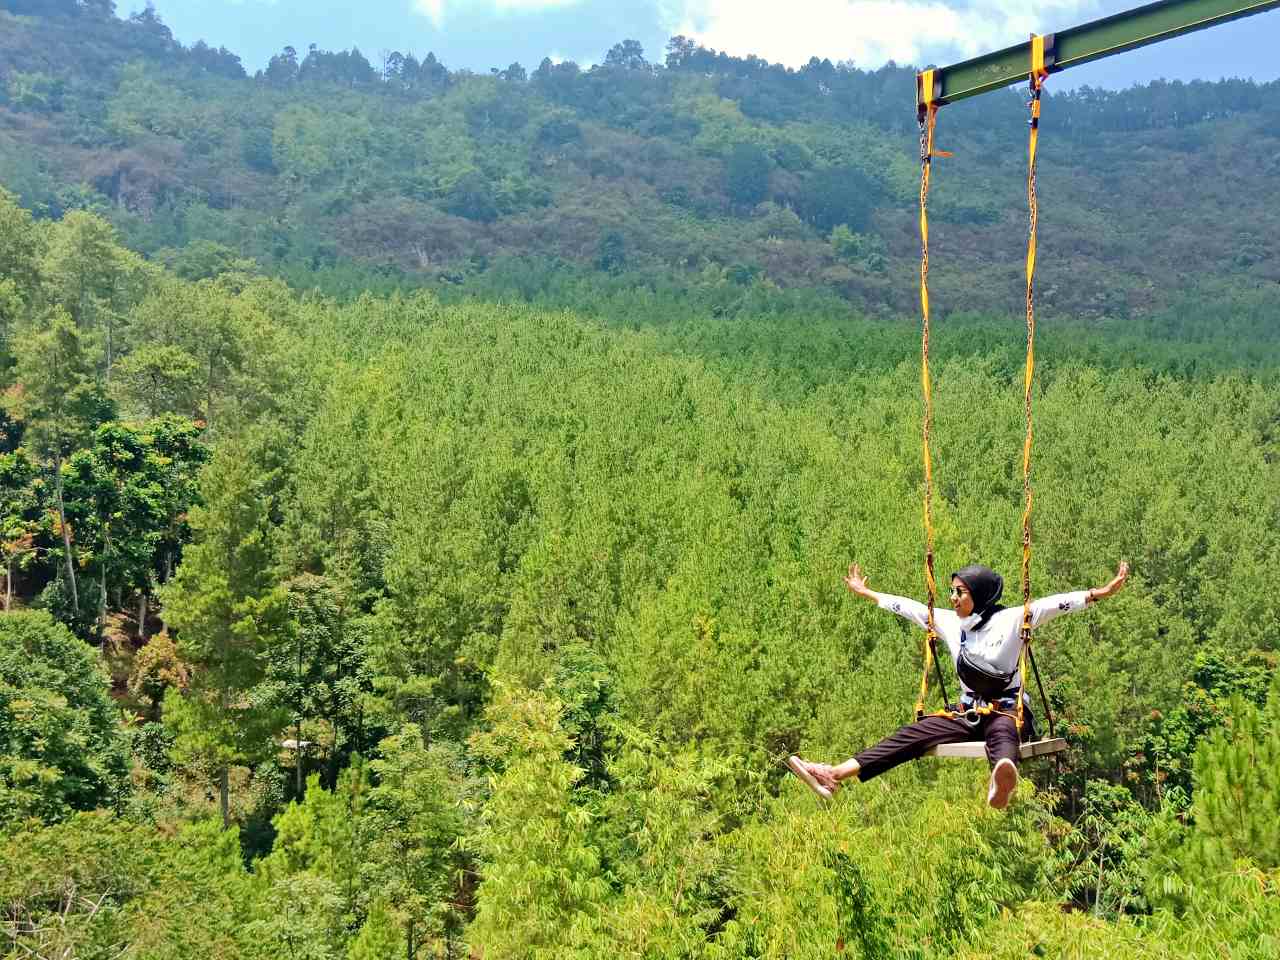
[916,104,945,719]
[1018,67,1046,734]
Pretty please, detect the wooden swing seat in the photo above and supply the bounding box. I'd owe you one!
[926,737,1067,760]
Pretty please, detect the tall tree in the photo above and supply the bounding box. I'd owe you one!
[60,418,206,637]
[263,46,300,85]
[41,212,120,331]
[160,439,290,827]
[725,142,771,208]
[267,574,369,790]
[365,725,465,947]
[1187,686,1280,872]
[124,279,247,432]
[468,683,610,954]
[604,39,648,71]
[0,189,44,382]
[41,212,154,382]
[7,309,107,618]
[0,186,43,313]
[0,447,42,611]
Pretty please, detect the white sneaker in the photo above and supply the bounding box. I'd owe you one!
[786,756,833,800]
[987,758,1018,810]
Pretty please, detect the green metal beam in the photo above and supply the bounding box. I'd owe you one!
[918,0,1280,108]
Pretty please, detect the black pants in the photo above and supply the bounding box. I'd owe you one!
[853,707,1035,782]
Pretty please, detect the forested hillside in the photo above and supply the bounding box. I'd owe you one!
[2,3,1280,959]
[3,1,1280,321]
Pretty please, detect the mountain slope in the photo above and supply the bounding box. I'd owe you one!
[2,4,1280,324]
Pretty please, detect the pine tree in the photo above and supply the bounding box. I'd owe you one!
[1189,682,1280,872]
[347,900,406,960]
[160,439,290,827]
[467,682,611,958]
[8,309,106,619]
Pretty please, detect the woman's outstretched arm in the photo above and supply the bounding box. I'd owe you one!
[844,562,934,630]
[1028,560,1130,628]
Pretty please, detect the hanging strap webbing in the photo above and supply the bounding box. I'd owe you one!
[1017,37,1051,735]
[915,84,950,719]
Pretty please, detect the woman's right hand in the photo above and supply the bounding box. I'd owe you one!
[844,563,874,599]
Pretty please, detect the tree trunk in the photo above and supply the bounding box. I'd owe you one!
[219,766,230,829]
[296,629,304,795]
[5,559,11,612]
[138,591,147,642]
[98,526,110,639]
[54,452,79,612]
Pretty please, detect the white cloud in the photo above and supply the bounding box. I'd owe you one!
[662,0,1102,68]
[412,0,587,28]
[546,50,598,67]
[414,0,444,25]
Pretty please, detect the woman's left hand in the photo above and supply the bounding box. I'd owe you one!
[1090,560,1129,601]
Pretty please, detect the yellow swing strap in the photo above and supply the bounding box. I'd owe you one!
[915,78,946,719]
[1017,38,1050,734]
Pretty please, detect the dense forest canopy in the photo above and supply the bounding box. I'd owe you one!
[1,2,1279,958]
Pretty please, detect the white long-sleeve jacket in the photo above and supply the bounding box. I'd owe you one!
[872,590,1091,703]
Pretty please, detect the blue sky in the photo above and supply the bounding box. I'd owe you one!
[148,0,1280,90]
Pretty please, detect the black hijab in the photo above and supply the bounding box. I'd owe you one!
[952,564,1005,632]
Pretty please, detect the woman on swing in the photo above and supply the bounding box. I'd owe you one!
[789,559,1129,809]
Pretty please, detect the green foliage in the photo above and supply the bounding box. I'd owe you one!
[0,813,165,959]
[112,343,204,418]
[0,242,1277,955]
[127,630,188,714]
[725,142,771,207]
[1054,779,1154,917]
[56,418,207,629]
[4,308,111,627]
[41,211,154,348]
[595,229,626,273]
[825,851,898,960]
[272,105,374,185]
[594,729,737,955]
[347,900,406,960]
[467,681,611,957]
[122,817,257,960]
[0,446,43,608]
[1129,648,1276,805]
[244,873,345,960]
[8,308,106,462]
[789,163,880,232]
[1186,683,1280,872]
[107,61,213,144]
[265,574,370,768]
[156,239,257,281]
[2,4,1280,329]
[4,18,1280,953]
[259,732,466,946]
[0,186,43,343]
[5,70,65,112]
[829,224,886,272]
[119,277,282,431]
[160,436,291,824]
[365,727,467,936]
[0,610,127,826]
